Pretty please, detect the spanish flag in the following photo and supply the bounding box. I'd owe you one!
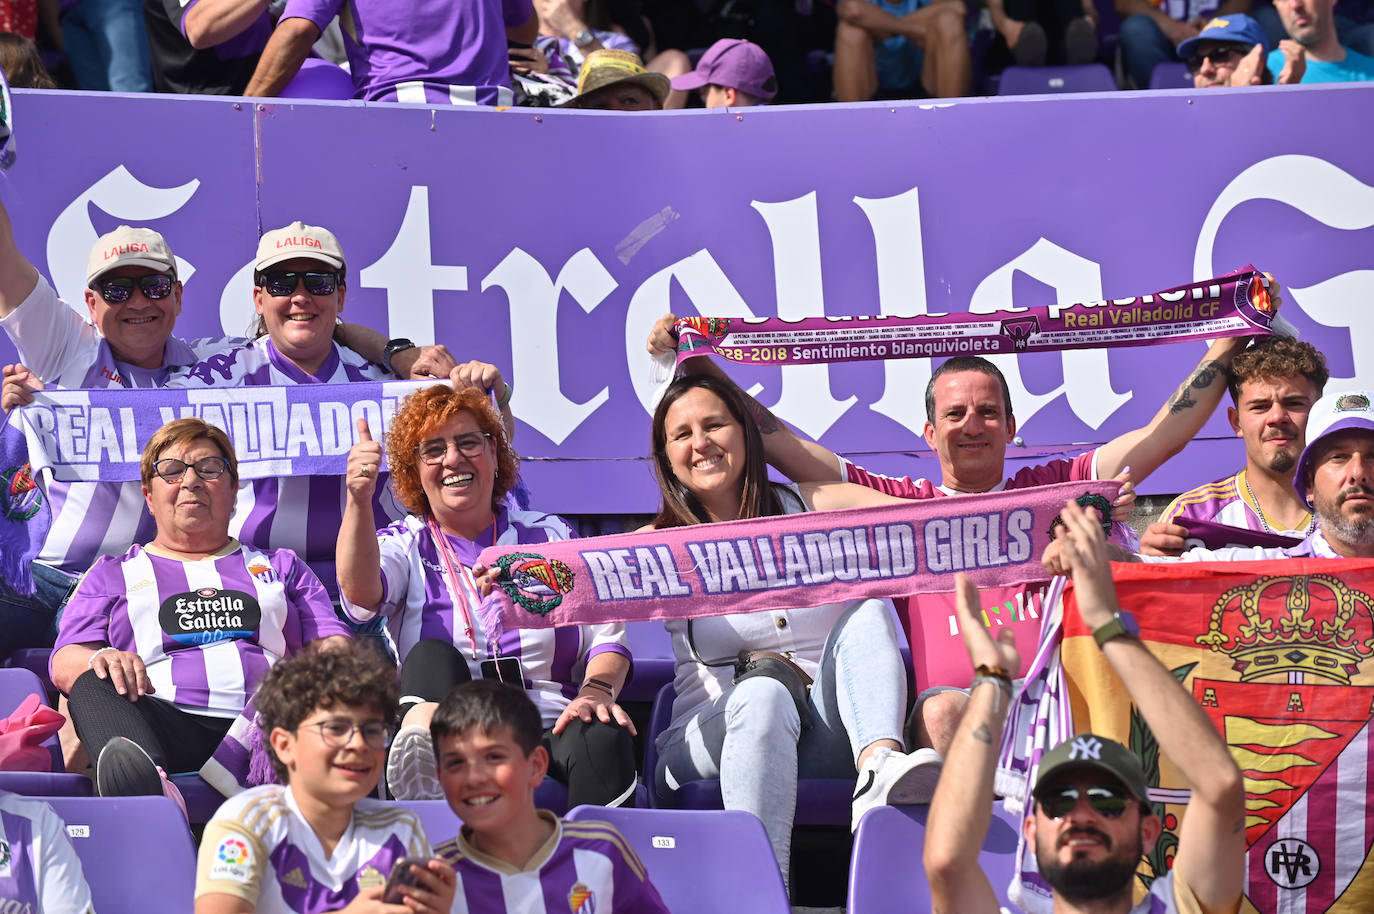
[1061,559,1374,914]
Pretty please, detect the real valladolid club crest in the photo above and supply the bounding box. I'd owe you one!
[1,461,42,522]
[679,316,733,340]
[1132,573,1374,909]
[493,552,576,617]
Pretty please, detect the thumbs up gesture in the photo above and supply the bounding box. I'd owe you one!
[346,417,383,499]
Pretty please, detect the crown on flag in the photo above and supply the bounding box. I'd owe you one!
[1196,574,1374,684]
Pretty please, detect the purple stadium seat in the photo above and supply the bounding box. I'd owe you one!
[998,64,1118,95]
[169,773,227,824]
[622,621,674,703]
[279,58,355,101]
[0,666,60,771]
[565,805,790,914]
[642,684,854,825]
[45,795,196,914]
[0,771,93,796]
[3,649,53,689]
[847,801,1024,914]
[1149,61,1193,89]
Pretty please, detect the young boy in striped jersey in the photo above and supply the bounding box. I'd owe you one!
[194,643,456,913]
[430,680,669,914]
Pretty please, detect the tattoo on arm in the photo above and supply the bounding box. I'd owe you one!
[1168,360,1226,415]
[972,723,993,744]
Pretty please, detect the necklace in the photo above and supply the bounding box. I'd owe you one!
[1243,472,1316,536]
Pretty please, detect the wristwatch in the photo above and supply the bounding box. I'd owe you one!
[382,337,416,374]
[574,28,597,49]
[1092,611,1140,648]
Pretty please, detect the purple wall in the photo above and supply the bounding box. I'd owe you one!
[6,85,1373,512]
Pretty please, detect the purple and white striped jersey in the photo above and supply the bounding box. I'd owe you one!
[1160,467,1313,538]
[54,541,348,717]
[341,509,631,728]
[197,785,431,913]
[0,276,237,574]
[0,792,95,914]
[166,337,406,597]
[435,813,670,914]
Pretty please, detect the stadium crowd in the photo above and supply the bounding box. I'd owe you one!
[1,0,1372,104]
[0,130,1370,910]
[0,12,1371,902]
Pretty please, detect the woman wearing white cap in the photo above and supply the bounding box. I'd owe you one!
[166,222,512,613]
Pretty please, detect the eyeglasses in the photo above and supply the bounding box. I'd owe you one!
[1186,47,1241,72]
[151,456,231,482]
[416,432,491,465]
[91,274,175,304]
[1036,785,1130,819]
[300,718,393,750]
[257,271,339,297]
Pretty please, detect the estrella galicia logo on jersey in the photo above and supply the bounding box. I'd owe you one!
[159,588,261,646]
[568,881,596,913]
[493,552,575,617]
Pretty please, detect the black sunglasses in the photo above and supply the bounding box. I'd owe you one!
[91,274,175,304]
[1036,785,1129,819]
[1187,46,1241,72]
[257,271,339,297]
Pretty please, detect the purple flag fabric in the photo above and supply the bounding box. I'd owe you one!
[1175,517,1304,551]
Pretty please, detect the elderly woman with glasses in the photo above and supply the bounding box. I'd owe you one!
[49,418,351,800]
[336,384,638,808]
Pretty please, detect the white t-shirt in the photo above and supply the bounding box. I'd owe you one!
[0,791,96,914]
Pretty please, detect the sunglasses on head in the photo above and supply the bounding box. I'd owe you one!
[1187,46,1242,72]
[1036,785,1130,819]
[91,274,175,304]
[257,270,339,297]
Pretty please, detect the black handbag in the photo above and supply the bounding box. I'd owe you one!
[686,619,814,730]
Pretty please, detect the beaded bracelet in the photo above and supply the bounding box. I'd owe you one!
[87,646,118,669]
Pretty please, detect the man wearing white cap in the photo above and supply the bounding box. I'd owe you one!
[0,203,452,652]
[1137,390,1374,562]
[670,38,778,107]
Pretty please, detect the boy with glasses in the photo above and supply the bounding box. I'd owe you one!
[195,642,457,913]
[923,499,1245,914]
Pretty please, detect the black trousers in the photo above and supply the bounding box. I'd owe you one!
[68,669,231,773]
[400,639,637,807]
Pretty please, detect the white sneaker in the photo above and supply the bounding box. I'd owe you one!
[851,746,944,831]
[386,725,441,800]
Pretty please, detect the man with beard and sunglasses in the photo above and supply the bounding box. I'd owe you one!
[1141,389,1374,563]
[1141,337,1328,556]
[924,498,1245,914]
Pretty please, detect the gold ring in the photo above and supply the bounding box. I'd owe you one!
[359,465,372,478]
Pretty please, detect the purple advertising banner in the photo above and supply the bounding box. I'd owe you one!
[5,86,1372,514]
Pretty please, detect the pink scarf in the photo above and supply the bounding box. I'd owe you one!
[478,480,1120,632]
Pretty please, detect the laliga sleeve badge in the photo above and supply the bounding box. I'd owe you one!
[209,833,254,884]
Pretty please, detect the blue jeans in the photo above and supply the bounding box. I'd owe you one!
[1118,13,1179,88]
[654,599,907,885]
[61,0,154,92]
[0,562,78,658]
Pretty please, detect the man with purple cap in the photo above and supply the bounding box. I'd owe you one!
[1178,13,1306,86]
[925,497,1245,914]
[671,38,778,107]
[1142,389,1374,562]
